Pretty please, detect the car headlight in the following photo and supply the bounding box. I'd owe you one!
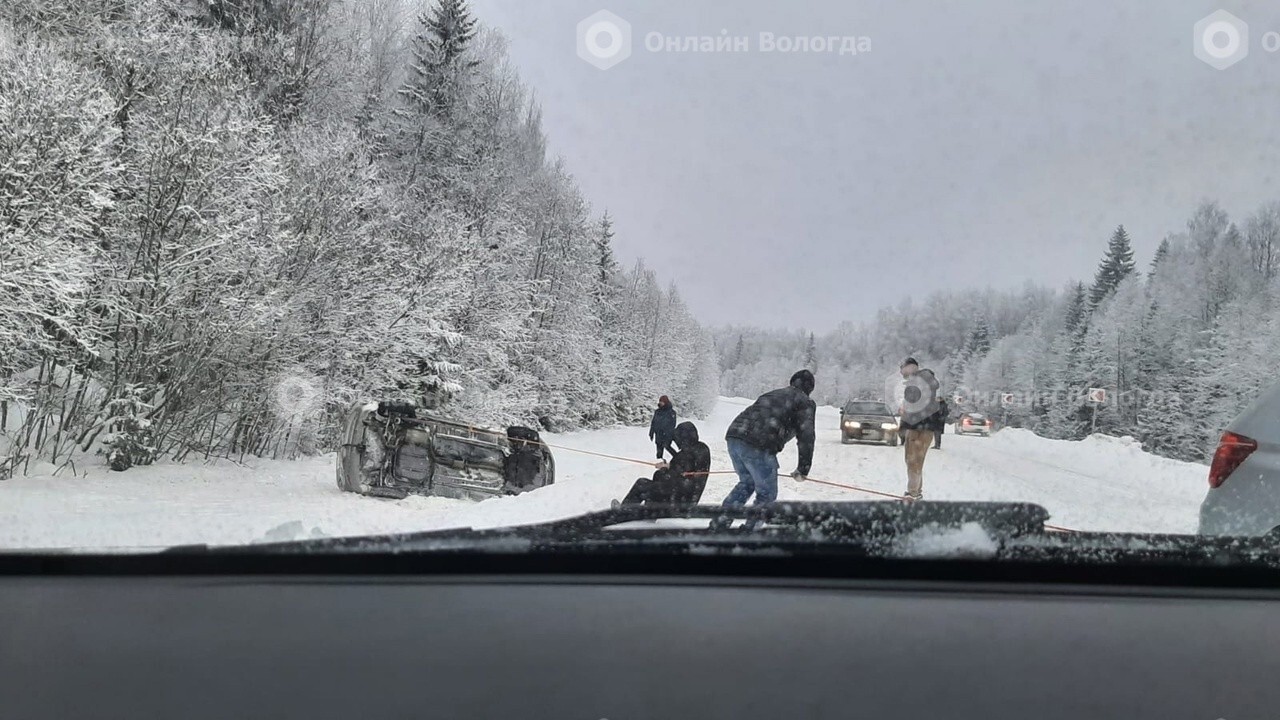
[844,421,861,428]
[881,422,897,430]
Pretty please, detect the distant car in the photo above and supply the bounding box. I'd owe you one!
[336,400,555,501]
[1199,382,1280,536]
[954,412,993,436]
[840,401,900,446]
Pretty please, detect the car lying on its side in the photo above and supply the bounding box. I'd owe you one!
[840,401,900,446]
[954,412,993,436]
[335,400,555,501]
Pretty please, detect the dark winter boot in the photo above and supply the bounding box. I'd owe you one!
[708,515,733,532]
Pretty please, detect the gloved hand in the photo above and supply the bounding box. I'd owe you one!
[648,432,654,441]
[791,470,808,483]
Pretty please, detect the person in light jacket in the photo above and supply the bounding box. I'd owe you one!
[897,357,941,500]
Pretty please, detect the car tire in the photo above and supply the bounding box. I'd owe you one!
[542,449,556,486]
[505,426,555,490]
[336,403,369,494]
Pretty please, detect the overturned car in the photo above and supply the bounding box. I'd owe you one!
[335,400,555,501]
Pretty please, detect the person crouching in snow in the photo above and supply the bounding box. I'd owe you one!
[616,422,712,507]
[649,395,678,459]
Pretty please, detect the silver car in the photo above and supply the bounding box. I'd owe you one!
[1198,382,1280,536]
[954,412,993,436]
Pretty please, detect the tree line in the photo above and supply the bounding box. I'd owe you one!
[717,200,1280,463]
[0,0,718,477]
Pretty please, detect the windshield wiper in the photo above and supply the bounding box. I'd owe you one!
[499,501,1046,541]
[167,501,1051,556]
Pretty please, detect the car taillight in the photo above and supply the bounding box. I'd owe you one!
[1209,431,1257,488]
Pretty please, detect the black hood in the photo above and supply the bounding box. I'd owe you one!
[790,369,815,396]
[673,421,699,449]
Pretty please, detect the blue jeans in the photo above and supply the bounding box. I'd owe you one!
[723,438,780,506]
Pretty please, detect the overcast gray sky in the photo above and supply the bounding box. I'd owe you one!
[469,0,1280,331]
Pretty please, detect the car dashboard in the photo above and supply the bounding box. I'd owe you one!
[4,549,1280,720]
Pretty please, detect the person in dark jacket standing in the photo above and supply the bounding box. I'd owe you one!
[931,397,950,449]
[617,422,712,507]
[649,396,678,459]
[721,369,817,508]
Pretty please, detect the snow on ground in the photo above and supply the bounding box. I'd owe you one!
[0,398,1210,550]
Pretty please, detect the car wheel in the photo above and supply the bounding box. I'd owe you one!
[337,445,362,493]
[506,426,553,490]
[335,403,369,494]
[541,447,556,486]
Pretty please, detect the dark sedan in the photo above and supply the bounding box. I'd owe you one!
[840,401,901,446]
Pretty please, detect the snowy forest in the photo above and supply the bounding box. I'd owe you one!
[717,200,1280,464]
[0,0,718,477]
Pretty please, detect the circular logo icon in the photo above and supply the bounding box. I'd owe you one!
[271,373,322,420]
[584,20,624,59]
[1193,11,1249,70]
[1202,20,1242,59]
[901,374,937,419]
[885,370,938,422]
[576,11,632,70]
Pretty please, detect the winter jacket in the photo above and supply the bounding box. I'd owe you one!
[668,422,712,504]
[899,368,941,430]
[649,403,678,445]
[624,422,712,506]
[724,371,817,475]
[929,400,950,432]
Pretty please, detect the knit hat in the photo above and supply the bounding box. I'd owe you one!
[789,369,816,396]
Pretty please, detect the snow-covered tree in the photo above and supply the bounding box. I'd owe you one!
[1090,225,1137,306]
[0,0,718,473]
[399,0,477,121]
[0,33,118,383]
[713,201,1279,462]
[804,333,818,374]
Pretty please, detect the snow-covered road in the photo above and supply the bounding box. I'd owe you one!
[0,398,1210,550]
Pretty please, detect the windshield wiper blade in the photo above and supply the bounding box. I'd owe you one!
[505,501,1049,540]
[186,501,1051,555]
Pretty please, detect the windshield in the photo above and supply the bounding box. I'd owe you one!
[844,403,892,416]
[2,0,1277,559]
